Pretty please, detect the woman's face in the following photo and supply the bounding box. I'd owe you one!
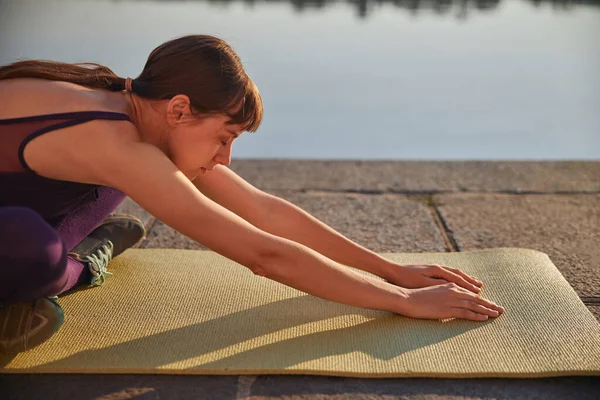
[163,96,244,181]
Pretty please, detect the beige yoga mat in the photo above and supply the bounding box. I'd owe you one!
[1,247,599,378]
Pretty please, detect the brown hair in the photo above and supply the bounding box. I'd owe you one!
[0,34,263,132]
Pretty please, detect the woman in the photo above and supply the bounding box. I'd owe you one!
[0,35,504,354]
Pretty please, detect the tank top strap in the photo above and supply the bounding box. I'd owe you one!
[0,111,133,174]
[0,110,131,124]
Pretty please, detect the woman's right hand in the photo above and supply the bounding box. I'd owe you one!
[396,282,505,321]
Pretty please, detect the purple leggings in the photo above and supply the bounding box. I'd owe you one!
[0,186,126,306]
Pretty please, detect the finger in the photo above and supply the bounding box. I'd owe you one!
[457,299,500,318]
[433,267,481,293]
[444,266,483,287]
[459,291,505,313]
[450,308,490,322]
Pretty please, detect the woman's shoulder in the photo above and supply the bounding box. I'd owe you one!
[0,78,141,185]
[0,78,129,120]
[0,77,140,146]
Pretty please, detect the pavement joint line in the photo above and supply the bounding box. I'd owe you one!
[431,204,460,253]
[299,189,600,196]
[235,375,257,399]
[581,297,600,305]
[481,190,600,195]
[403,194,459,253]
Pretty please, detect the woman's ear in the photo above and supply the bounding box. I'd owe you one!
[166,95,192,125]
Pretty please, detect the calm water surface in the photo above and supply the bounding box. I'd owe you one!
[1,0,599,160]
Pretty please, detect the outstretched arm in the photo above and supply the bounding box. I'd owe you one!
[193,165,482,293]
[256,196,483,292]
[191,165,393,279]
[256,195,396,280]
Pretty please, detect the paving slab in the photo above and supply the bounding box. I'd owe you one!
[436,193,600,298]
[249,375,600,400]
[142,192,447,253]
[1,374,598,400]
[0,374,238,400]
[230,160,600,193]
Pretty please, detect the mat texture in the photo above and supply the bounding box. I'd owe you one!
[1,247,599,378]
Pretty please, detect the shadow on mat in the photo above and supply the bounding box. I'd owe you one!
[1,293,490,372]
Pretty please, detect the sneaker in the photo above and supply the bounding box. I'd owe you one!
[0,296,64,354]
[68,213,146,287]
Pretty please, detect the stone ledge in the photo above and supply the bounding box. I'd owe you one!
[230,160,600,193]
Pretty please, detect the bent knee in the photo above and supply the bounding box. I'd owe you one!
[0,207,67,277]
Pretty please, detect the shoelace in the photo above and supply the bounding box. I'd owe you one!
[83,240,115,286]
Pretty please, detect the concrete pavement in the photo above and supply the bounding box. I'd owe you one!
[3,161,598,399]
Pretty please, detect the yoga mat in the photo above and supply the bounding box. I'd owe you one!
[1,248,599,378]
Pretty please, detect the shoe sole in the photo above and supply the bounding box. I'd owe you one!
[104,213,145,228]
[102,214,147,244]
[0,298,65,355]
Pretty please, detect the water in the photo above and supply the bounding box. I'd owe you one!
[1,0,599,160]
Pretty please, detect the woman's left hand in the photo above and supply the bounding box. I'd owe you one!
[384,263,484,294]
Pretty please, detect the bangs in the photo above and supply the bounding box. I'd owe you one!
[224,79,263,133]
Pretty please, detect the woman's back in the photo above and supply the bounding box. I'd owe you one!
[0,78,138,224]
[0,78,138,152]
[0,78,128,119]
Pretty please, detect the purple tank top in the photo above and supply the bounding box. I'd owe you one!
[0,111,131,225]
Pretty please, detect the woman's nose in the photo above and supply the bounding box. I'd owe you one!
[214,146,232,167]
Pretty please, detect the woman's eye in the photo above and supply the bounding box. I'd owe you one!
[221,141,228,146]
